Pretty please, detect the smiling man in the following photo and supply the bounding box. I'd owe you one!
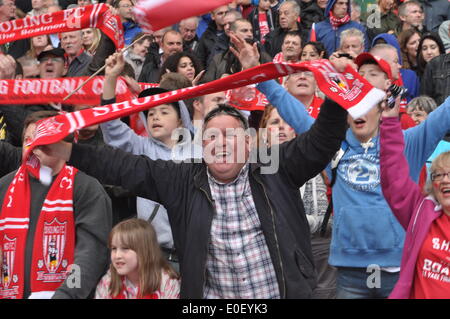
[38,48,350,299]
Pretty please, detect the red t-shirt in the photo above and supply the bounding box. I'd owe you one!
[411,213,450,299]
[258,12,269,44]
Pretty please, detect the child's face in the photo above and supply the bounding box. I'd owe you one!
[147,104,182,146]
[259,0,271,11]
[111,236,139,280]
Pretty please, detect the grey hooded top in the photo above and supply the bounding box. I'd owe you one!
[100,100,202,249]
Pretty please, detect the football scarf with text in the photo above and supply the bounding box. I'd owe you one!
[0,161,77,299]
[23,60,386,165]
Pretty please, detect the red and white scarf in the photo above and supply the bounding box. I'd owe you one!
[23,60,386,163]
[0,161,77,299]
[329,12,351,30]
[0,4,124,49]
[0,76,135,106]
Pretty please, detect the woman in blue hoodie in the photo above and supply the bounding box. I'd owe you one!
[249,52,450,298]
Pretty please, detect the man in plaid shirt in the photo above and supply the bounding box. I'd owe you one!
[42,52,349,298]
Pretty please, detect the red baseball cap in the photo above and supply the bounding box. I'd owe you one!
[355,52,393,81]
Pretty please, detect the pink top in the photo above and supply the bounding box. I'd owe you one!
[380,116,443,299]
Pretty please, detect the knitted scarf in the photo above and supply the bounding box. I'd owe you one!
[329,12,351,30]
[0,160,77,299]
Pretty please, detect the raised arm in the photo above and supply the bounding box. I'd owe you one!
[404,95,450,181]
[100,53,154,155]
[380,102,425,229]
[229,33,315,134]
[278,98,348,188]
[257,80,315,134]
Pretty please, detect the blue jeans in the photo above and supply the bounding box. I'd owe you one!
[336,267,399,299]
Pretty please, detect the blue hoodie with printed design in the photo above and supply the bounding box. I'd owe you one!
[256,79,450,267]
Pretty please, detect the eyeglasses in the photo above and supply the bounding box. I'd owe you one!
[119,4,132,8]
[430,172,450,181]
[40,57,64,63]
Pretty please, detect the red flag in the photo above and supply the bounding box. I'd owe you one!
[133,0,233,32]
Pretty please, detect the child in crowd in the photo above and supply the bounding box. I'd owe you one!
[95,219,180,299]
[100,53,199,271]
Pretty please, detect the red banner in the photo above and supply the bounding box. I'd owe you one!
[134,0,232,32]
[0,4,124,49]
[0,76,134,105]
[26,60,386,160]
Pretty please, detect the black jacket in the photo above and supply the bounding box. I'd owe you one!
[299,1,325,31]
[0,141,21,178]
[263,22,309,58]
[195,20,229,68]
[421,53,450,105]
[68,99,348,298]
[203,44,273,82]
[138,44,162,83]
[0,169,112,299]
[0,105,27,147]
[183,35,200,54]
[248,7,279,43]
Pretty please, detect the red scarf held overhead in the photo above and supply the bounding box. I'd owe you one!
[0,76,135,106]
[0,161,77,299]
[0,4,124,49]
[24,60,386,163]
[329,12,351,30]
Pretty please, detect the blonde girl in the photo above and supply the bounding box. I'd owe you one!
[95,219,180,299]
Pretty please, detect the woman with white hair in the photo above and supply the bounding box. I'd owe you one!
[380,100,450,299]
